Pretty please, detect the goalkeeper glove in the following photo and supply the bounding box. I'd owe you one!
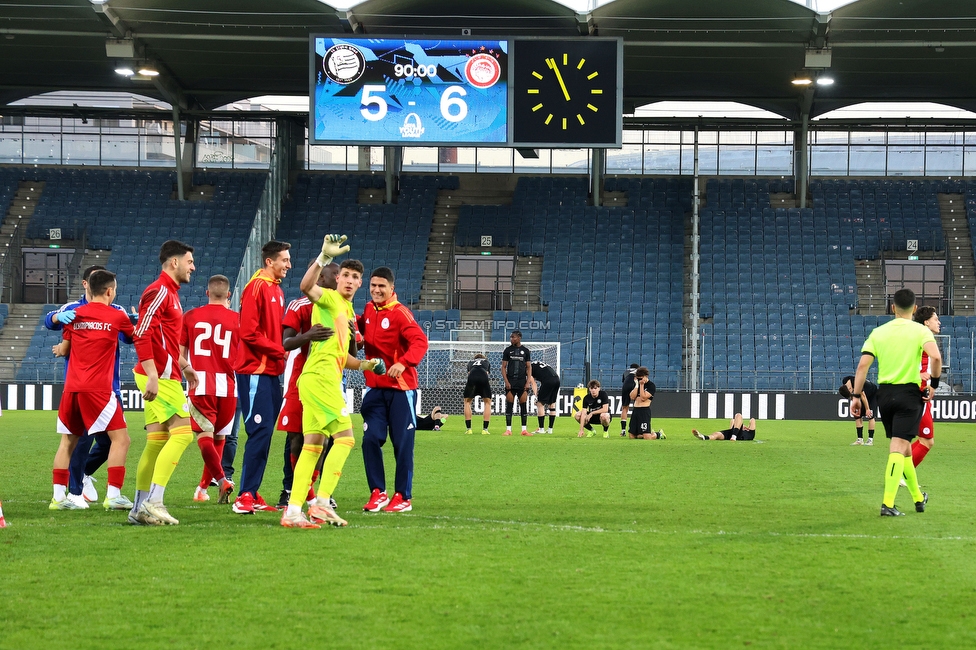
[57,309,77,324]
[317,234,350,266]
[361,358,387,375]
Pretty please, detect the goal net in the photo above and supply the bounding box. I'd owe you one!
[415,341,561,416]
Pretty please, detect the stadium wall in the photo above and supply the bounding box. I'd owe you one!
[4,384,976,423]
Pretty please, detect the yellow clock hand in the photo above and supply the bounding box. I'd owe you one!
[546,57,571,102]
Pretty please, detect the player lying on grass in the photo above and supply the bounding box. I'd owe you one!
[282,235,385,529]
[417,407,448,431]
[50,270,133,512]
[628,367,665,440]
[693,413,756,441]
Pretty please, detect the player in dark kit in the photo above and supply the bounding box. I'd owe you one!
[620,364,639,437]
[501,330,534,436]
[530,360,560,435]
[463,354,493,435]
[694,413,756,441]
[576,379,613,438]
[628,366,665,440]
[839,376,879,446]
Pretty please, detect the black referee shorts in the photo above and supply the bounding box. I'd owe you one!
[876,384,924,441]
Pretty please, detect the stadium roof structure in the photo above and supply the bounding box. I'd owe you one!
[2,0,976,120]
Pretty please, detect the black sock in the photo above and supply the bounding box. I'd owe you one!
[483,420,490,430]
[521,412,527,427]
[585,423,593,431]
[856,426,864,439]
[505,401,513,426]
[620,419,627,431]
[548,414,555,429]
[868,430,874,440]
[538,416,545,429]
[465,419,471,430]
[603,424,609,432]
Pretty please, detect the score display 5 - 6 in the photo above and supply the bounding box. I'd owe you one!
[311,37,509,145]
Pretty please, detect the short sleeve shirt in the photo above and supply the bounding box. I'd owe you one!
[862,318,936,385]
[582,390,610,413]
[531,361,558,383]
[63,302,135,393]
[303,289,353,381]
[467,357,491,379]
[502,344,530,383]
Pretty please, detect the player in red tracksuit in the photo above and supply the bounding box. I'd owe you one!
[912,306,941,468]
[51,270,133,513]
[233,240,290,515]
[357,267,428,513]
[181,275,240,505]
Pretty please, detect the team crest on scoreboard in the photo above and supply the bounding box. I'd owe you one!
[465,53,501,89]
[400,113,425,138]
[323,44,366,84]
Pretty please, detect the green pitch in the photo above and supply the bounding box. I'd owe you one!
[2,411,975,649]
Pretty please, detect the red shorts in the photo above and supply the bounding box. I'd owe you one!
[189,394,238,436]
[57,391,126,437]
[276,394,304,433]
[918,400,934,439]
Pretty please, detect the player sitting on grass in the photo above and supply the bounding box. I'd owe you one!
[693,413,756,441]
[282,235,385,529]
[50,270,134,512]
[576,380,613,438]
[628,367,665,440]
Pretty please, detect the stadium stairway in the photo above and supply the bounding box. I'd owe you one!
[0,304,47,381]
[940,193,976,314]
[0,181,44,300]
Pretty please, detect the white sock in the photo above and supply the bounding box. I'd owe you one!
[148,483,165,504]
[107,485,121,499]
[286,504,301,517]
[53,484,67,501]
[522,426,527,431]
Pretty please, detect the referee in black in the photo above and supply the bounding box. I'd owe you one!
[852,288,941,516]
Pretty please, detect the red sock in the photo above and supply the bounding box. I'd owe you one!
[912,440,930,467]
[197,436,225,484]
[107,465,125,489]
[307,470,320,501]
[53,468,69,487]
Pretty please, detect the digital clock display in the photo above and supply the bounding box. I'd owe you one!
[310,37,509,145]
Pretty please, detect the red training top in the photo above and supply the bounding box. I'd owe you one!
[181,303,241,397]
[281,296,312,401]
[357,296,428,391]
[133,271,184,381]
[64,302,135,393]
[235,269,285,376]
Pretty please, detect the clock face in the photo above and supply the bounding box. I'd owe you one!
[512,38,620,146]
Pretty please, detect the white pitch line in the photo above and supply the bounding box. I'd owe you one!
[413,514,976,542]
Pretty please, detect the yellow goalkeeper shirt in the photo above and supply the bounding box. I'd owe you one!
[303,288,353,382]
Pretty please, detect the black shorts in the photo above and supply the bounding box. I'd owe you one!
[737,428,756,441]
[507,382,527,397]
[852,394,880,419]
[463,375,492,400]
[621,378,636,404]
[628,406,651,435]
[537,379,561,405]
[877,384,924,441]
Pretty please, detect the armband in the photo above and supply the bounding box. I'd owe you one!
[930,376,940,389]
[852,393,861,398]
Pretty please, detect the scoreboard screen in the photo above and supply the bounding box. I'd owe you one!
[310,37,509,145]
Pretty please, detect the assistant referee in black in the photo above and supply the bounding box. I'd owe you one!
[852,288,941,517]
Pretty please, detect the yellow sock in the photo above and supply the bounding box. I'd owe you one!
[317,436,355,500]
[151,426,194,488]
[289,444,323,508]
[137,432,169,491]
[883,453,904,508]
[902,455,924,502]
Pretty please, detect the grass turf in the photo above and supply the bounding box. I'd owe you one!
[1,410,975,649]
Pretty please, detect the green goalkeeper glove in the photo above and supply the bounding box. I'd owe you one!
[360,358,387,375]
[317,234,350,266]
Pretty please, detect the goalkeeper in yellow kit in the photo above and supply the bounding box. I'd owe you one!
[281,235,385,529]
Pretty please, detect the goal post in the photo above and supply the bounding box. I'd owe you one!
[416,341,561,416]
